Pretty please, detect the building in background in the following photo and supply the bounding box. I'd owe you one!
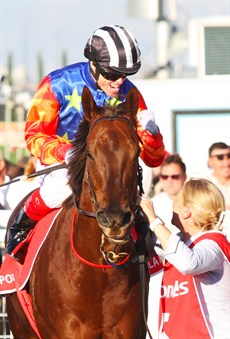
[127,0,230,177]
[0,0,229,172]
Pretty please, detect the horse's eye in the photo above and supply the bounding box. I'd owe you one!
[87,152,94,161]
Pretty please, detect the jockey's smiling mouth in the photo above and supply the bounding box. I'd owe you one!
[90,62,127,98]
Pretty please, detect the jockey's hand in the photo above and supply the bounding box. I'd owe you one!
[137,109,159,135]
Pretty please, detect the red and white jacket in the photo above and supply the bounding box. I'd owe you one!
[148,231,230,339]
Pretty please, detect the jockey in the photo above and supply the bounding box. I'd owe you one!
[6,25,165,255]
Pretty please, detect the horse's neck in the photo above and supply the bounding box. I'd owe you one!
[73,214,104,262]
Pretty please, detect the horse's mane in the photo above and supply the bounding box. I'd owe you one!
[64,103,131,207]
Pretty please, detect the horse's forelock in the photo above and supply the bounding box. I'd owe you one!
[97,105,124,118]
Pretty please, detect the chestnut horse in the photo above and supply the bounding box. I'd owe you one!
[5,86,149,338]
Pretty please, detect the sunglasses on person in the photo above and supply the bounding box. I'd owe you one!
[211,153,230,161]
[160,174,184,180]
[98,67,128,81]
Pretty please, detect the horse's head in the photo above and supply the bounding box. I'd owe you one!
[68,86,141,246]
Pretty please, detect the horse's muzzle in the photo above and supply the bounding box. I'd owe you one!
[96,209,134,243]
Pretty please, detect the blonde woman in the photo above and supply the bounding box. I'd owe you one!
[139,178,230,339]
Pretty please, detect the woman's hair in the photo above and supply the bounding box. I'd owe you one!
[182,178,225,231]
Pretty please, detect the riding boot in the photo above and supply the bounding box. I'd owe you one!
[6,207,37,254]
[6,189,53,255]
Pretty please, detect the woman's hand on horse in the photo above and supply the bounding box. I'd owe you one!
[136,195,157,224]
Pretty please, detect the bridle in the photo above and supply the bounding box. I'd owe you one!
[73,164,143,218]
[73,115,144,218]
[72,115,143,265]
[71,115,153,339]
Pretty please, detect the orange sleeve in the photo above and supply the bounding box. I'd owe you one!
[24,76,71,165]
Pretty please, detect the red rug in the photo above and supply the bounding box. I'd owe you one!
[0,208,61,294]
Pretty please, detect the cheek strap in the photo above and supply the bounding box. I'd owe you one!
[90,63,101,90]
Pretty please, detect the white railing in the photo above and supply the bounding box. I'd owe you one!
[0,297,13,339]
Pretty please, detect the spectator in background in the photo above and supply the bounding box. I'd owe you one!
[139,158,154,197]
[6,161,24,179]
[152,153,187,233]
[208,142,230,210]
[0,154,39,211]
[151,150,171,196]
[0,157,11,210]
[6,155,39,210]
[145,153,187,338]
[0,155,39,241]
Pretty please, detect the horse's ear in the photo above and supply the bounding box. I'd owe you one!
[124,87,139,120]
[82,86,97,122]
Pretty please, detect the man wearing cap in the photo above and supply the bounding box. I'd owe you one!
[6,25,165,254]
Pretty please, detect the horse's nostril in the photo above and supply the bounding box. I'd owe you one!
[97,210,134,228]
[122,211,133,226]
[97,211,110,227]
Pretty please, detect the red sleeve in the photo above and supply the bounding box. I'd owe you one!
[137,91,165,167]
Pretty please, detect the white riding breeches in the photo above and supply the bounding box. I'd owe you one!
[36,162,72,208]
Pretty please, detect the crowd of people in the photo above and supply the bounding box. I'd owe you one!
[0,24,229,339]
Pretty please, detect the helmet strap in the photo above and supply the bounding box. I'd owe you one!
[90,63,101,90]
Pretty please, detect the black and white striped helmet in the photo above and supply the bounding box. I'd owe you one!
[84,25,141,74]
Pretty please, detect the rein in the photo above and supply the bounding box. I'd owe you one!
[70,114,152,337]
[0,163,67,188]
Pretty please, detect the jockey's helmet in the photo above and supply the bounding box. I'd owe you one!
[84,25,141,75]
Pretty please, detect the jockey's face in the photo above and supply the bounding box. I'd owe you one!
[90,62,127,98]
